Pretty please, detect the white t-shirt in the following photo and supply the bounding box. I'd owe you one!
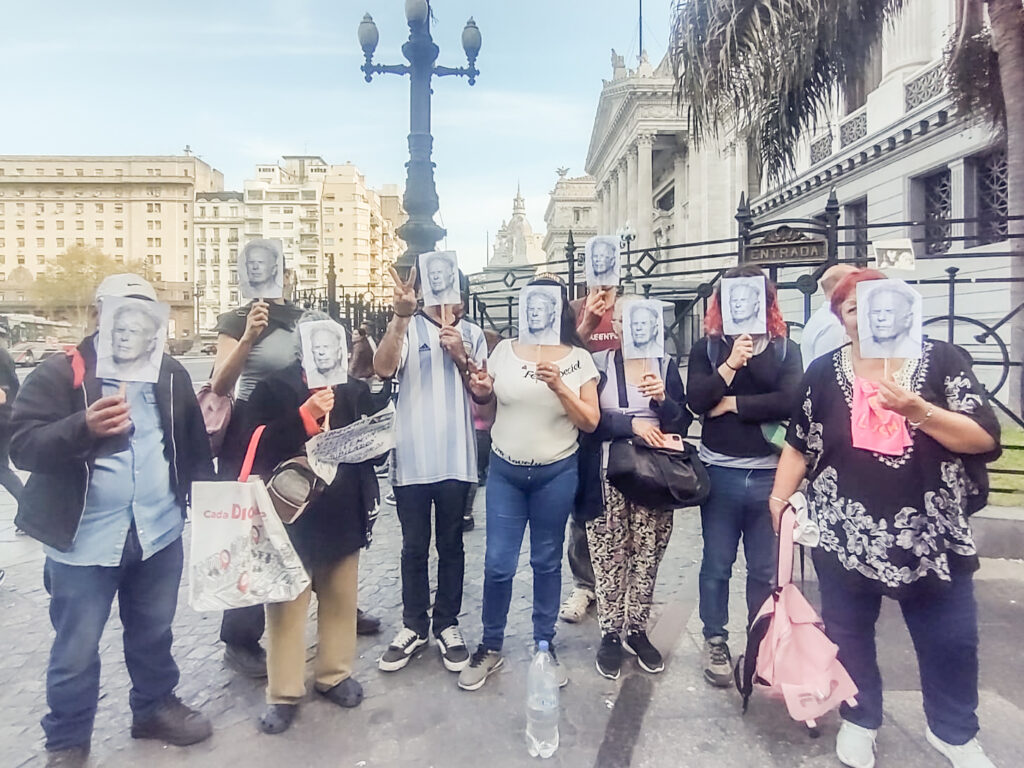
[489,339,599,467]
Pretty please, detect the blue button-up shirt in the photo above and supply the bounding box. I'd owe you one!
[44,379,182,567]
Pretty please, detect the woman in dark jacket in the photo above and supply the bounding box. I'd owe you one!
[576,294,692,680]
[246,341,380,735]
[686,265,803,688]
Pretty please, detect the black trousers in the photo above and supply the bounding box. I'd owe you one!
[393,480,470,638]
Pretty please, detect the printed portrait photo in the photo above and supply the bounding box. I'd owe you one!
[721,275,767,336]
[418,250,461,307]
[584,235,620,288]
[95,296,170,383]
[621,299,665,360]
[299,319,349,389]
[857,279,923,359]
[518,284,563,347]
[239,238,285,300]
[872,239,917,272]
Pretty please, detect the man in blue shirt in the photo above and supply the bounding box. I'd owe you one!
[11,274,215,768]
[800,264,857,368]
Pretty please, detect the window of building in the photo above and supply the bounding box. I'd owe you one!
[115,237,123,248]
[230,206,238,216]
[95,169,103,176]
[115,220,124,230]
[56,238,64,247]
[154,272,161,281]
[75,238,84,246]
[975,148,1008,246]
[283,206,293,214]
[55,168,63,176]
[114,203,123,213]
[270,222,280,230]
[95,221,103,231]
[301,190,316,201]
[36,237,44,247]
[922,168,952,255]
[115,169,123,177]
[284,222,293,230]
[75,221,84,231]
[212,206,219,217]
[75,168,84,177]
[114,254,124,263]
[35,220,44,230]
[303,267,317,279]
[73,203,83,215]
[96,237,104,247]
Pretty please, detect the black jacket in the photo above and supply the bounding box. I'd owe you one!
[686,335,803,458]
[575,352,693,523]
[11,337,214,551]
[247,363,381,570]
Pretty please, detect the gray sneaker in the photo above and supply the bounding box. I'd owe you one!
[458,645,504,691]
[703,636,733,687]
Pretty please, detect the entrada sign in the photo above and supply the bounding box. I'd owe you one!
[743,226,827,265]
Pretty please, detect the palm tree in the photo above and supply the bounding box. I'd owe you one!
[671,0,1024,408]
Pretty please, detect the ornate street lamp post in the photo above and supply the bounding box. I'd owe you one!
[358,2,481,276]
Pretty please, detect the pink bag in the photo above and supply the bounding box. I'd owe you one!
[735,508,858,731]
[197,382,233,458]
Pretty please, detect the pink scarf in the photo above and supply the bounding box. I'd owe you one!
[850,377,912,456]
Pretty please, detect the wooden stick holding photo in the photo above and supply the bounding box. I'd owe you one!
[118,381,127,399]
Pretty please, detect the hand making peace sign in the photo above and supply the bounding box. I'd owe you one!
[388,265,419,318]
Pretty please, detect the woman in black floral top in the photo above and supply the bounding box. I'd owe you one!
[769,269,1000,768]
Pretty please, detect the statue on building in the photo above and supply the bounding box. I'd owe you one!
[488,186,546,268]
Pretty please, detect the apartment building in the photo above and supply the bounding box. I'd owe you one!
[0,154,222,284]
[243,156,327,297]
[194,191,244,331]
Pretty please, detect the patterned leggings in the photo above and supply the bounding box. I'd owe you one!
[585,477,674,636]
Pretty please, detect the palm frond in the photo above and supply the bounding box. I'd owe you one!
[670,0,904,183]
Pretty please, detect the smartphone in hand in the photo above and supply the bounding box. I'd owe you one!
[662,433,686,452]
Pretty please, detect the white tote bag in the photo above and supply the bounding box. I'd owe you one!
[188,425,311,612]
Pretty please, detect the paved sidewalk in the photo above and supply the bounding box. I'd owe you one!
[2,483,1023,768]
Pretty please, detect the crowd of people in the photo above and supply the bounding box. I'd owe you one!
[6,261,1003,768]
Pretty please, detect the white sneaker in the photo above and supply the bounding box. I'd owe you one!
[436,625,470,672]
[926,727,996,768]
[836,720,877,768]
[558,587,594,623]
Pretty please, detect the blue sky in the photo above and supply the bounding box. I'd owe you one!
[1,1,670,273]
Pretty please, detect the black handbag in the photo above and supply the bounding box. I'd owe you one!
[603,352,710,511]
[607,438,710,511]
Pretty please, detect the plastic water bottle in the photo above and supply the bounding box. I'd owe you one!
[526,640,560,758]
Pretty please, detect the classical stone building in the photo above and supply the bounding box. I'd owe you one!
[488,187,546,269]
[585,51,756,253]
[542,169,598,264]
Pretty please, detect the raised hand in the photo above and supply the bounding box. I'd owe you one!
[86,395,132,438]
[302,388,335,421]
[241,301,270,344]
[727,333,754,369]
[638,371,666,403]
[439,325,468,365]
[388,266,419,318]
[534,360,565,393]
[467,359,493,400]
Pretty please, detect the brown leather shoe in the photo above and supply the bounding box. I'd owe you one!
[45,746,89,768]
[130,695,212,746]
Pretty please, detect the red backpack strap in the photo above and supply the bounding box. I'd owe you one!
[64,348,86,390]
[238,425,267,482]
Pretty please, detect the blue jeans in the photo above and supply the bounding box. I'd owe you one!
[481,453,577,651]
[818,566,980,745]
[698,464,777,641]
[42,528,182,750]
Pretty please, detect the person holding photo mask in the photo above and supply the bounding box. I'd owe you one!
[245,311,381,735]
[576,294,692,679]
[770,269,1000,768]
[686,265,802,689]
[457,275,599,692]
[373,266,489,677]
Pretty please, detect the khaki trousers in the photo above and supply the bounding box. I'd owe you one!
[265,551,359,704]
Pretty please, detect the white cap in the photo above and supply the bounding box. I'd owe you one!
[95,273,157,303]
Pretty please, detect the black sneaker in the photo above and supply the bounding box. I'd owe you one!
[224,644,267,679]
[624,630,665,673]
[596,633,623,680]
[378,627,428,671]
[356,608,382,636]
[130,695,212,746]
[462,514,475,532]
[436,625,470,671]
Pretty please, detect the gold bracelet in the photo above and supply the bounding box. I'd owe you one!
[908,405,934,429]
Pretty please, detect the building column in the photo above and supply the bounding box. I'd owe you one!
[617,159,629,232]
[625,146,638,231]
[635,134,654,249]
[881,0,933,81]
[603,180,612,234]
[673,150,687,244]
[609,170,620,232]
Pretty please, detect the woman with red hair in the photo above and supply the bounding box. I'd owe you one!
[686,265,803,688]
[770,269,1000,768]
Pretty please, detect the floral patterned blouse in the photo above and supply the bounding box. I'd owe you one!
[786,340,1001,597]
